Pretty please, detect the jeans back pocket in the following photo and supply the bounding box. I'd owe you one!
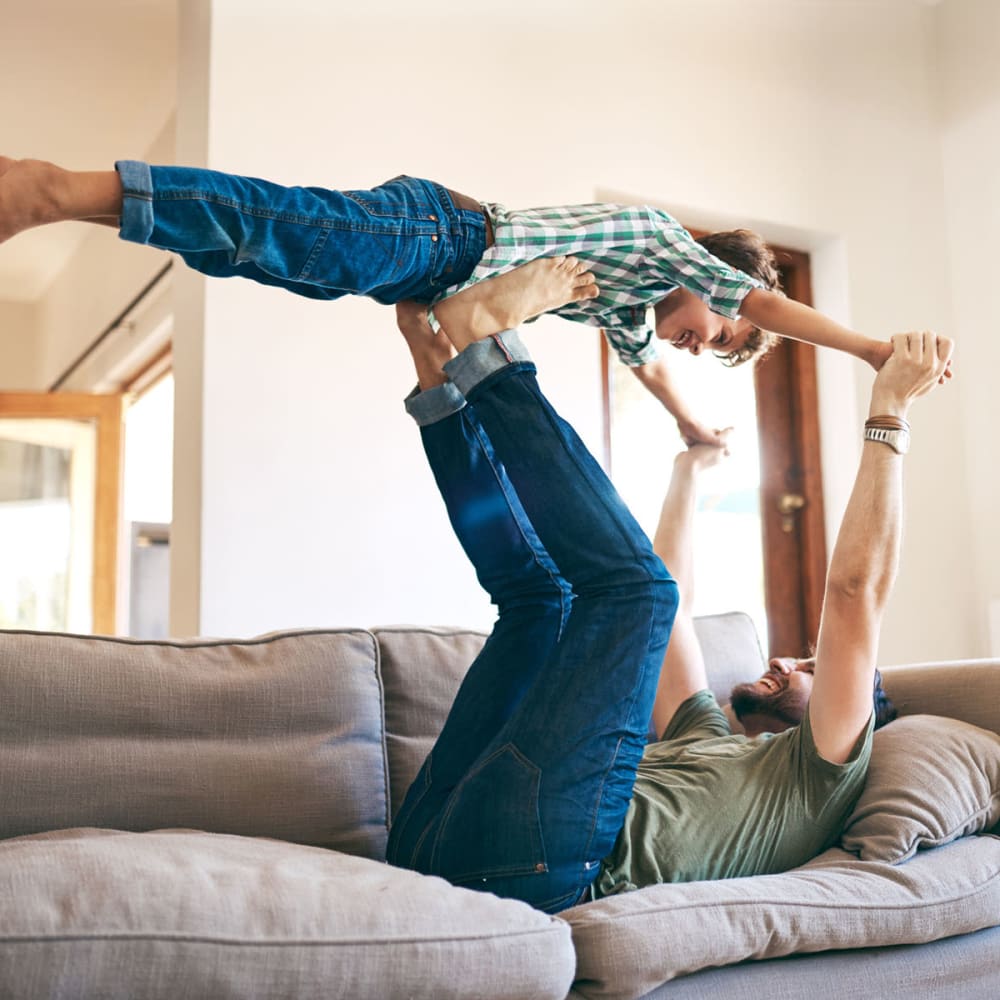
[430,742,547,884]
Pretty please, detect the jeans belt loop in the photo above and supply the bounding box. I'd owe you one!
[443,186,494,248]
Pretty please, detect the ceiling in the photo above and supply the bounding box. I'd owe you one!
[0,0,177,302]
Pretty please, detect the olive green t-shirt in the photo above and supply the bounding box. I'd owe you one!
[594,690,874,896]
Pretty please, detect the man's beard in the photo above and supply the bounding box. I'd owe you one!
[729,681,806,727]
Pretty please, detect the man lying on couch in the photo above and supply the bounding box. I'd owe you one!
[597,428,899,894]
[386,260,953,911]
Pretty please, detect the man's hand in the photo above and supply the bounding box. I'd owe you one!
[395,300,431,336]
[676,429,734,474]
[869,332,954,418]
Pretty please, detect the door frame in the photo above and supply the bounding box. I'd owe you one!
[0,393,123,634]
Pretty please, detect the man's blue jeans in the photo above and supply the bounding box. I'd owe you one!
[114,162,487,304]
[386,332,678,913]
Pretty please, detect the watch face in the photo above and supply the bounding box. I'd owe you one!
[866,426,909,454]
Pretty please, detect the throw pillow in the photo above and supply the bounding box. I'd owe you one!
[841,714,1000,863]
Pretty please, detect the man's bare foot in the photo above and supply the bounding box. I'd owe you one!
[0,157,123,245]
[396,300,456,391]
[435,255,599,352]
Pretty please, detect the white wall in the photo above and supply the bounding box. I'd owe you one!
[12,0,984,660]
[163,0,980,662]
[17,117,179,394]
[0,301,41,389]
[936,0,1000,655]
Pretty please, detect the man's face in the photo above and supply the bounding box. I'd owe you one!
[653,288,754,358]
[729,657,816,730]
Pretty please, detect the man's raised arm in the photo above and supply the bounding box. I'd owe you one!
[649,438,731,737]
[809,332,953,763]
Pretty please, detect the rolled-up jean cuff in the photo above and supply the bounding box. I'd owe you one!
[404,382,467,427]
[115,160,155,244]
[443,330,533,397]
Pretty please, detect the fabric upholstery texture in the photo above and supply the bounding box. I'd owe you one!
[1,624,998,1000]
[880,659,1000,735]
[598,924,1000,1000]
[0,628,388,858]
[841,714,1000,861]
[0,828,574,1000]
[692,611,765,703]
[375,626,488,820]
[565,835,1000,1000]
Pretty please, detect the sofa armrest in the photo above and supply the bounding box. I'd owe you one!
[880,659,1000,735]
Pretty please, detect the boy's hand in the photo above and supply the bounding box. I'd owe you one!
[868,339,893,371]
[869,336,952,384]
[676,416,730,449]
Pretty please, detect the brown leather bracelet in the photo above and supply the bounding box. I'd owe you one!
[865,414,910,431]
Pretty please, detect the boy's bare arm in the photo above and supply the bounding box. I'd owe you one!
[629,359,728,448]
[809,332,952,763]
[740,288,892,370]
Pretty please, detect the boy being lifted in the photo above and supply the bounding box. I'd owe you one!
[0,156,890,444]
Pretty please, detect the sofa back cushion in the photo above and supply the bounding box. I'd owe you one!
[375,626,488,820]
[881,658,1000,736]
[0,628,388,858]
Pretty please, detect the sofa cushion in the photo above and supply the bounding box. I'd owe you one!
[565,836,1000,1000]
[0,828,575,1000]
[0,628,388,858]
[841,714,1000,862]
[374,626,486,820]
[692,611,766,705]
[880,659,1000,735]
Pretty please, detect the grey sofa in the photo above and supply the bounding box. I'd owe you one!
[0,614,997,999]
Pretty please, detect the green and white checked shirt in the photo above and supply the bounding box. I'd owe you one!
[431,201,763,367]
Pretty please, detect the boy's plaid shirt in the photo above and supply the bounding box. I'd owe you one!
[432,201,763,367]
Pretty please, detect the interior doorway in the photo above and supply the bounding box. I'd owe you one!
[602,245,825,659]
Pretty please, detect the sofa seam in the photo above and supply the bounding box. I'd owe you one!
[576,865,1000,925]
[0,925,573,947]
[0,627,375,650]
[369,631,392,835]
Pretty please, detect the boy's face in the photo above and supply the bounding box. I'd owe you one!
[653,288,754,358]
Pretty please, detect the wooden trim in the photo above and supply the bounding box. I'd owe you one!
[124,344,173,398]
[779,254,826,645]
[599,335,613,474]
[753,248,827,655]
[0,393,124,634]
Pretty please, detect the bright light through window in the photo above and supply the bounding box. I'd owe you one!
[124,375,174,525]
[610,346,767,645]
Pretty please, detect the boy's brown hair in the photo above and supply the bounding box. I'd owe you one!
[696,229,782,367]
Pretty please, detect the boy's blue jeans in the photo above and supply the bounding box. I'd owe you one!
[114,161,487,304]
[386,332,678,913]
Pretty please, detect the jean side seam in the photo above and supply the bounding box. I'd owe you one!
[297,227,332,282]
[576,590,671,867]
[463,412,571,632]
[150,192,439,235]
[523,377,665,585]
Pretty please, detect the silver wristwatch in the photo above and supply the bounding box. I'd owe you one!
[864,425,910,455]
